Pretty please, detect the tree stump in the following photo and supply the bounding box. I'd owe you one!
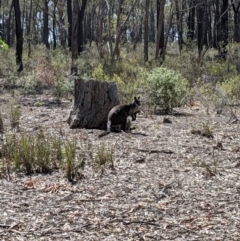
[67,78,120,129]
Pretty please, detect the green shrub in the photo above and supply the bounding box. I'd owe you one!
[146,67,189,112]
[221,76,240,100]
[95,144,115,176]
[0,38,9,50]
[64,139,77,182]
[8,99,21,129]
[92,62,144,101]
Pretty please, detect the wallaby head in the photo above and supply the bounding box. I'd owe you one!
[133,96,141,106]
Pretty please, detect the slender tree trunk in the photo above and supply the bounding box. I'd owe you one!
[162,2,174,61]
[220,0,228,58]
[175,0,184,52]
[52,1,57,49]
[7,1,13,46]
[67,0,72,50]
[78,0,88,54]
[213,0,220,48]
[196,1,204,56]
[207,4,212,46]
[187,0,195,41]
[13,0,23,72]
[97,0,104,58]
[43,0,50,49]
[149,1,155,42]
[155,0,165,61]
[112,0,138,62]
[58,2,67,49]
[32,2,40,44]
[232,0,240,42]
[71,0,79,74]
[27,0,32,57]
[144,0,150,62]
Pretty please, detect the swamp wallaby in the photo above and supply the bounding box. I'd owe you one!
[98,96,140,138]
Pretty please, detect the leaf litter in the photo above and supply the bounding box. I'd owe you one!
[0,94,240,240]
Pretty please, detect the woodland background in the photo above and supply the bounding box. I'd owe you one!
[0,0,239,86]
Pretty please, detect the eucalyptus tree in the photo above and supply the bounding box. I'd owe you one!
[144,0,150,62]
[13,0,23,72]
[42,0,50,49]
[231,0,240,42]
[71,0,79,74]
[155,0,165,61]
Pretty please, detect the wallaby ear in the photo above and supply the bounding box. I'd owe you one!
[138,96,140,100]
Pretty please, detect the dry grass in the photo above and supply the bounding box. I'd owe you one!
[0,91,240,240]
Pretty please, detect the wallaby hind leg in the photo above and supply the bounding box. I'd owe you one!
[121,118,128,132]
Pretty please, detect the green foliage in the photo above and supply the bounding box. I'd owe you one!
[92,63,110,81]
[1,130,76,177]
[0,38,9,50]
[96,144,115,175]
[8,99,21,129]
[146,67,189,112]
[35,131,51,173]
[92,59,145,101]
[52,136,64,167]
[220,76,240,101]
[64,139,77,182]
[52,77,73,103]
[18,133,35,174]
[205,61,236,81]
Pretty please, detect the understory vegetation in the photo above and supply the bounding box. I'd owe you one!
[0,42,240,181]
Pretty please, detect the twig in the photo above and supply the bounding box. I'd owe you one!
[132,148,174,154]
[77,197,115,202]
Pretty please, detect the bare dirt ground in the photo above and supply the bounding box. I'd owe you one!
[1,92,240,241]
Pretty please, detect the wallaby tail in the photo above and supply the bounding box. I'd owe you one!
[98,131,110,138]
[98,120,111,138]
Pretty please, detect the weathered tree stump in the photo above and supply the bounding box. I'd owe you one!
[67,78,120,129]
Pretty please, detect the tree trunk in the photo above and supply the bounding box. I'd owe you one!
[43,0,50,49]
[144,0,150,62]
[68,79,120,129]
[219,0,228,58]
[232,1,240,42]
[71,0,79,74]
[112,0,138,61]
[52,1,57,49]
[213,0,221,48]
[196,1,204,56]
[13,0,23,72]
[162,2,174,61]
[27,0,32,57]
[97,0,104,58]
[187,0,195,41]
[149,2,155,42]
[78,0,88,54]
[67,0,72,50]
[155,0,165,61]
[7,1,13,46]
[175,0,184,52]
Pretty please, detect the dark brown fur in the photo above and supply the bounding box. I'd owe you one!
[98,96,140,138]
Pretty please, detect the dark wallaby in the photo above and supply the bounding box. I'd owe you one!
[98,96,140,138]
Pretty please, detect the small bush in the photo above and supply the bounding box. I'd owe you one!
[8,99,21,129]
[96,144,115,176]
[146,67,189,112]
[52,78,72,103]
[64,139,77,182]
[221,76,240,101]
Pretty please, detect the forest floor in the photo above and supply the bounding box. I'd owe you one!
[1,91,240,241]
